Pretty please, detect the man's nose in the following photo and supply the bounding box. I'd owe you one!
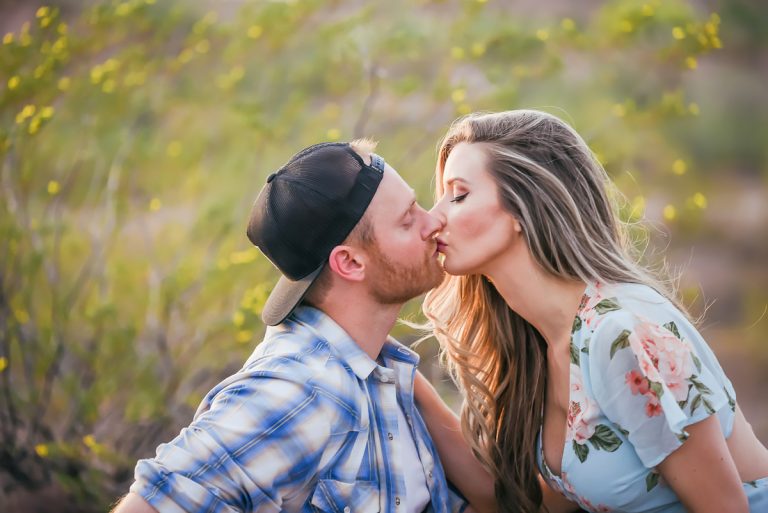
[422,206,445,240]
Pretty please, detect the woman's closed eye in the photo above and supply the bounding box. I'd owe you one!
[450,192,468,203]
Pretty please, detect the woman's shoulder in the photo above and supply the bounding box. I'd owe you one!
[580,281,683,332]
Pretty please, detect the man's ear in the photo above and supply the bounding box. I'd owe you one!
[327,245,366,282]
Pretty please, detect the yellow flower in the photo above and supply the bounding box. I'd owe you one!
[612,104,626,117]
[166,141,182,157]
[450,46,465,59]
[672,159,687,175]
[16,104,36,124]
[685,57,697,69]
[232,310,245,327]
[236,330,253,343]
[536,29,549,41]
[0,357,7,373]
[692,192,707,209]
[663,204,676,221]
[28,118,41,135]
[451,88,466,103]
[471,42,486,57]
[116,2,133,17]
[641,4,654,16]
[14,307,29,324]
[58,77,70,91]
[561,18,575,31]
[8,76,20,90]
[83,434,97,448]
[619,20,633,33]
[195,39,210,54]
[229,248,258,264]
[58,22,68,35]
[36,6,50,18]
[327,128,341,141]
[3,33,14,44]
[102,79,116,93]
[247,25,263,39]
[149,198,161,211]
[672,27,685,40]
[688,103,700,116]
[47,180,60,195]
[40,16,52,28]
[35,444,49,457]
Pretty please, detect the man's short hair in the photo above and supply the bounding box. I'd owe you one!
[303,139,378,307]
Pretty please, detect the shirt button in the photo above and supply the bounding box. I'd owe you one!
[395,497,401,506]
[380,375,390,383]
[344,507,350,513]
[387,432,394,440]
[428,470,433,478]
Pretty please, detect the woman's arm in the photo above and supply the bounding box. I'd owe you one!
[413,370,497,513]
[657,414,748,512]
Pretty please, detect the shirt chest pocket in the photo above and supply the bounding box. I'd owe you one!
[310,478,380,513]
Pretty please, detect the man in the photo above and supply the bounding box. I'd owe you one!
[113,140,467,513]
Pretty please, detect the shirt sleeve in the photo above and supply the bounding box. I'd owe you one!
[130,368,336,513]
[587,308,734,469]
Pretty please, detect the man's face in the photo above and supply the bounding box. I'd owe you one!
[362,163,445,304]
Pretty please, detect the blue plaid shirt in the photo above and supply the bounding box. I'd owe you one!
[130,306,467,513]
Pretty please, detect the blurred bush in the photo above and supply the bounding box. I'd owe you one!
[1,0,762,509]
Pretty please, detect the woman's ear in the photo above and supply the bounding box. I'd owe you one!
[327,245,366,283]
[512,216,523,233]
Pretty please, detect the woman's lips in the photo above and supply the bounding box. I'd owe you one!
[436,240,448,253]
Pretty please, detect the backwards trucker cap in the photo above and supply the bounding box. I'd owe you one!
[246,142,385,326]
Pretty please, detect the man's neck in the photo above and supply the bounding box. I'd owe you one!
[317,296,402,361]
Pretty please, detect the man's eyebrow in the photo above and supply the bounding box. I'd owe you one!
[399,193,417,219]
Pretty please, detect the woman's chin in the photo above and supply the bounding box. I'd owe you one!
[440,257,470,277]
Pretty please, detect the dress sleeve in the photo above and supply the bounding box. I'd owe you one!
[130,368,334,512]
[587,309,733,469]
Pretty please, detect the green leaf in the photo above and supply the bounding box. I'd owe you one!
[609,329,631,359]
[663,321,681,339]
[572,316,582,334]
[690,393,702,414]
[581,346,590,354]
[690,376,713,395]
[595,298,622,314]
[692,353,702,373]
[589,424,623,452]
[649,381,664,400]
[646,471,660,491]
[573,440,589,463]
[725,388,736,412]
[570,342,580,365]
[676,431,690,443]
[618,426,630,437]
[703,397,716,415]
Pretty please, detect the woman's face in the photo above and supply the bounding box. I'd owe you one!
[430,142,522,276]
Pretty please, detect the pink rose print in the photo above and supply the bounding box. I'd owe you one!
[625,370,649,395]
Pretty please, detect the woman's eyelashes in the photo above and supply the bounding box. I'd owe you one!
[450,192,468,203]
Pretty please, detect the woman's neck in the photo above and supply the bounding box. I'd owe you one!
[483,252,587,349]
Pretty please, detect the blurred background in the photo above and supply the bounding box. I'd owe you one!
[1,0,766,510]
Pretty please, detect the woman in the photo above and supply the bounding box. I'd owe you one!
[414,110,768,512]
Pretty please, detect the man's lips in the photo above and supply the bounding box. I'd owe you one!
[436,239,448,253]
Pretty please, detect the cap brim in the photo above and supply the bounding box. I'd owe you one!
[261,265,323,326]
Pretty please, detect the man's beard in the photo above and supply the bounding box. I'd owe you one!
[366,243,445,304]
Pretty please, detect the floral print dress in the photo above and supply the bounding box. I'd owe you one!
[536,282,768,512]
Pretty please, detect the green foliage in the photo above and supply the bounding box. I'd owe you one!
[0,0,742,507]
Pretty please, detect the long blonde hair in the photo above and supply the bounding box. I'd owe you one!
[423,110,684,513]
